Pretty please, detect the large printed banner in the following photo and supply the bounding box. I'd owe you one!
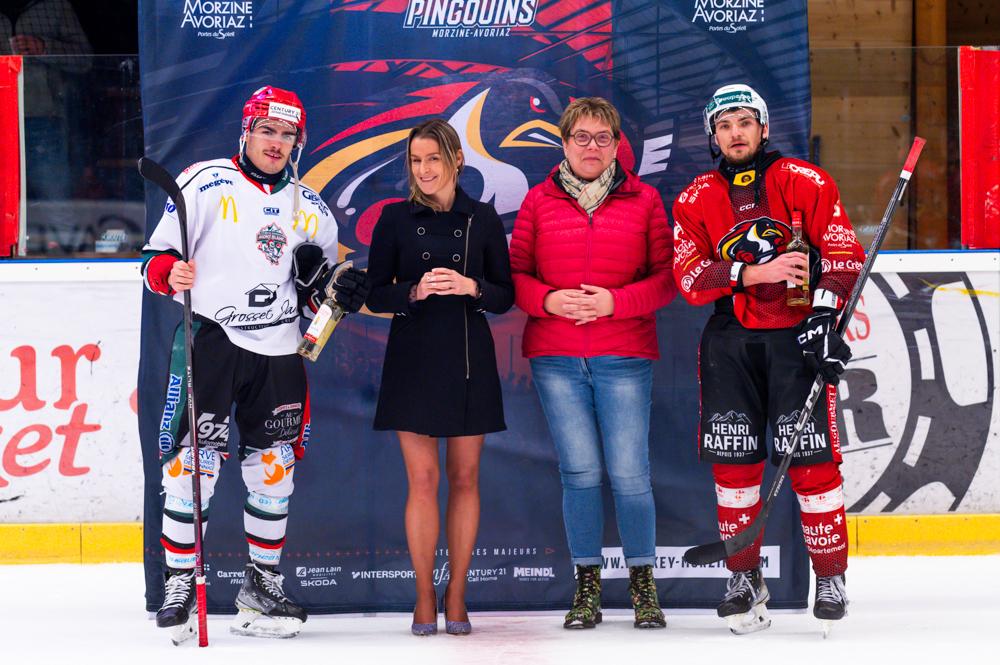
[137,1,815,612]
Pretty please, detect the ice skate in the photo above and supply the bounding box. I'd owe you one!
[156,568,198,645]
[230,561,308,638]
[814,573,847,638]
[717,567,771,635]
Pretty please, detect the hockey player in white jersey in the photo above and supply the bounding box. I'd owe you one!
[141,86,369,642]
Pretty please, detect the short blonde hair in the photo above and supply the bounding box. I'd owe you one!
[558,97,622,141]
[406,118,464,212]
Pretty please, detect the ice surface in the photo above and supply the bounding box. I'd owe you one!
[6,555,998,662]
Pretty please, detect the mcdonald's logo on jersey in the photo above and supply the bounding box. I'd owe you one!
[293,210,319,239]
[219,195,239,223]
[733,170,756,187]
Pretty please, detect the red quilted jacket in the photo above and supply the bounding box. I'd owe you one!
[510,165,676,359]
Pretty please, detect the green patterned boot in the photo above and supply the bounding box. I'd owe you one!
[629,565,666,629]
[563,564,602,629]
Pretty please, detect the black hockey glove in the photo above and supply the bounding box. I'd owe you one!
[319,262,371,314]
[795,309,852,386]
[292,243,330,295]
[292,242,333,314]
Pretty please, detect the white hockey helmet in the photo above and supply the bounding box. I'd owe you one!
[703,84,769,136]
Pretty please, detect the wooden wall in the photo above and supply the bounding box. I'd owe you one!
[808,0,997,249]
[948,0,998,45]
[808,0,916,249]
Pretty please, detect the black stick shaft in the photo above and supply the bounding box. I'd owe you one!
[138,157,209,646]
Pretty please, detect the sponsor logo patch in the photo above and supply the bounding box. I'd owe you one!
[703,410,759,455]
[180,0,254,41]
[267,101,301,123]
[159,374,184,454]
[733,169,756,186]
[246,283,278,308]
[198,177,234,193]
[692,0,767,35]
[403,0,538,38]
[781,161,826,186]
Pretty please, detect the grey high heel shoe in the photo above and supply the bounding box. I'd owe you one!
[410,589,438,636]
[443,584,471,635]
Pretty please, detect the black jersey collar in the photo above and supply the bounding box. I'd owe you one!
[719,150,781,184]
[237,151,290,191]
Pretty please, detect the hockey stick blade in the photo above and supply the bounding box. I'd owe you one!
[682,540,730,566]
[682,137,926,567]
[138,157,189,256]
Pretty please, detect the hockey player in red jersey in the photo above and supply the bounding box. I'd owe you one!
[672,84,864,634]
[141,86,369,642]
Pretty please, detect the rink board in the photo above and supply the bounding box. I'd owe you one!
[6,513,1000,565]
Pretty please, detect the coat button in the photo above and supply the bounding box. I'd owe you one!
[452,253,461,263]
[422,251,431,260]
[417,226,426,235]
[454,229,463,238]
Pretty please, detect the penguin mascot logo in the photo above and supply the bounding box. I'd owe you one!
[717,216,792,265]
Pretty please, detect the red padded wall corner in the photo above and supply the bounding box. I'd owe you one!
[0,56,22,257]
[960,46,1000,249]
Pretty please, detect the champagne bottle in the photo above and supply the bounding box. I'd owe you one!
[786,211,810,306]
[297,261,352,362]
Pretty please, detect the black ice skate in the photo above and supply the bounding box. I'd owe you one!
[230,561,308,638]
[717,567,771,635]
[156,568,198,645]
[814,573,848,638]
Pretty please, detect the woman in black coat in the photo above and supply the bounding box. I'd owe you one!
[366,118,513,636]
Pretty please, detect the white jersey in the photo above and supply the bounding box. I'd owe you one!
[144,158,339,356]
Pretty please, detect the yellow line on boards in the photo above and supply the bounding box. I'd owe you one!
[0,523,143,564]
[1,515,998,564]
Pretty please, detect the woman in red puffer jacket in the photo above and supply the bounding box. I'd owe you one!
[510,97,676,631]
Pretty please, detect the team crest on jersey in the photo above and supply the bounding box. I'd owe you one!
[256,223,288,265]
[717,216,792,265]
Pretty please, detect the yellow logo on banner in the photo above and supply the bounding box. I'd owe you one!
[293,210,319,239]
[734,170,756,186]
[219,195,238,223]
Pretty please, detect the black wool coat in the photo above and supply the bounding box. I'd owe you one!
[366,188,514,437]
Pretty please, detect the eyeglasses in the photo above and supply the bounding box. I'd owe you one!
[570,130,615,147]
[250,127,298,145]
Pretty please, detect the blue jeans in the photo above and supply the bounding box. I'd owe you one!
[530,355,655,567]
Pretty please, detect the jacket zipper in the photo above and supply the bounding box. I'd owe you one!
[585,211,593,357]
[462,214,473,379]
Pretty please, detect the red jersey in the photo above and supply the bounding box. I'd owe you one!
[671,152,864,329]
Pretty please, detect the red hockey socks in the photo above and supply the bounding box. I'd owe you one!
[789,463,848,577]
[713,462,766,572]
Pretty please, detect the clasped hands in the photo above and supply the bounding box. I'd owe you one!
[543,285,614,325]
[414,267,477,301]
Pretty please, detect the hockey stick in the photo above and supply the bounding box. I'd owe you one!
[683,137,926,566]
[138,157,210,647]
